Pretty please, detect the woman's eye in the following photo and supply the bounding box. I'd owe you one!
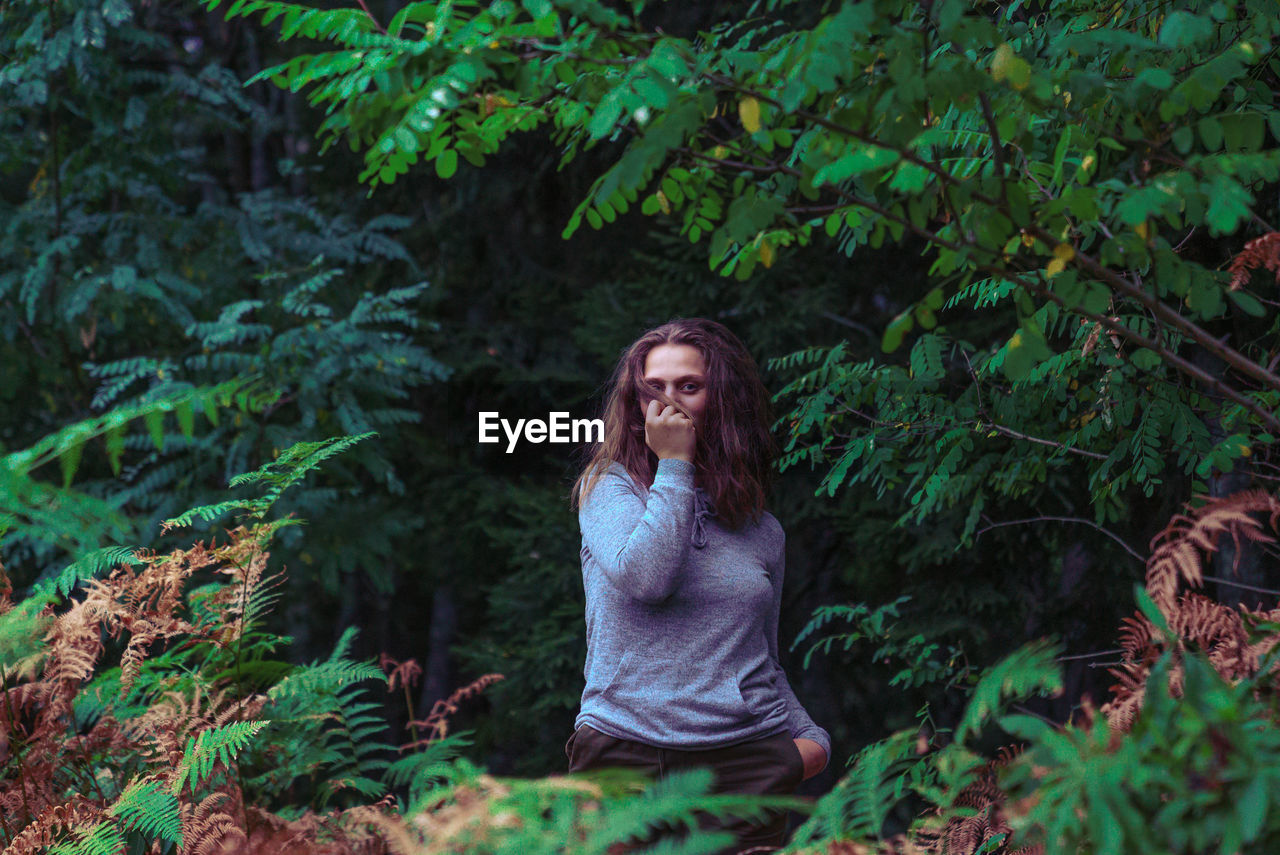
[681,384,700,393]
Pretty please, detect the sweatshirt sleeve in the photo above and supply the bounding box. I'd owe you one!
[579,458,697,604]
[764,520,832,768]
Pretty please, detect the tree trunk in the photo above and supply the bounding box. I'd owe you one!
[1190,347,1264,609]
[419,585,459,713]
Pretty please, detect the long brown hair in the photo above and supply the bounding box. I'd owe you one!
[570,318,778,529]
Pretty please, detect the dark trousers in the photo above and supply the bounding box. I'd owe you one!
[565,724,805,854]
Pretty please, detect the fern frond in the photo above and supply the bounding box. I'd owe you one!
[35,546,142,599]
[792,730,923,843]
[229,431,377,508]
[2,800,105,854]
[171,720,268,795]
[267,659,384,703]
[110,777,183,845]
[954,639,1063,744]
[46,819,126,855]
[384,733,471,808]
[580,766,742,851]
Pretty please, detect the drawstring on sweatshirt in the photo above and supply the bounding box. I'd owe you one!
[691,488,716,549]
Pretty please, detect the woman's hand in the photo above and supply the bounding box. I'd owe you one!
[793,738,827,781]
[644,398,696,462]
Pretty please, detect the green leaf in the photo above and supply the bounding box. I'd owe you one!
[813,146,899,185]
[587,94,623,139]
[1238,775,1268,841]
[175,400,195,440]
[1136,67,1175,90]
[1198,116,1223,150]
[955,639,1062,743]
[1134,584,1173,637]
[144,410,165,452]
[881,310,914,353]
[59,439,85,488]
[522,0,552,18]
[1226,288,1266,317]
[435,148,458,179]
[1130,348,1161,371]
[1171,125,1194,154]
[202,392,220,428]
[1002,319,1054,383]
[1159,11,1213,48]
[105,422,126,476]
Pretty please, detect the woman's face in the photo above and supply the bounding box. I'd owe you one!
[640,343,708,431]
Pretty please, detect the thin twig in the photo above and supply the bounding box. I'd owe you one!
[981,422,1109,460]
[1203,575,1280,597]
[1058,648,1125,662]
[975,514,1146,564]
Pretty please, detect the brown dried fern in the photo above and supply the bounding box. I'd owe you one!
[0,798,103,855]
[918,489,1280,855]
[1228,231,1280,290]
[914,745,1043,855]
[1104,489,1280,730]
[403,673,505,749]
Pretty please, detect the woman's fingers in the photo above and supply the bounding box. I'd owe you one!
[647,400,689,425]
[644,398,696,461]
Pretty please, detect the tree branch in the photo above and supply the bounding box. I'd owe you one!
[975,513,1146,563]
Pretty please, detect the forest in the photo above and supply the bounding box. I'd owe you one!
[2,0,1280,851]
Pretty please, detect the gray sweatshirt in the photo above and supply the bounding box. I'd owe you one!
[573,457,832,762]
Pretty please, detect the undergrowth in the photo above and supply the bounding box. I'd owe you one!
[6,430,1280,855]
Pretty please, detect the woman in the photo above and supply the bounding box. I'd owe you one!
[565,318,831,853]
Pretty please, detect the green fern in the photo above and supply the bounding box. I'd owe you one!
[246,626,393,806]
[265,628,384,702]
[34,546,142,599]
[908,333,946,383]
[315,680,395,805]
[792,598,911,667]
[384,732,472,810]
[47,821,127,855]
[172,720,269,796]
[162,431,376,529]
[791,730,923,843]
[581,766,786,853]
[0,377,265,562]
[109,777,183,845]
[953,638,1063,744]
